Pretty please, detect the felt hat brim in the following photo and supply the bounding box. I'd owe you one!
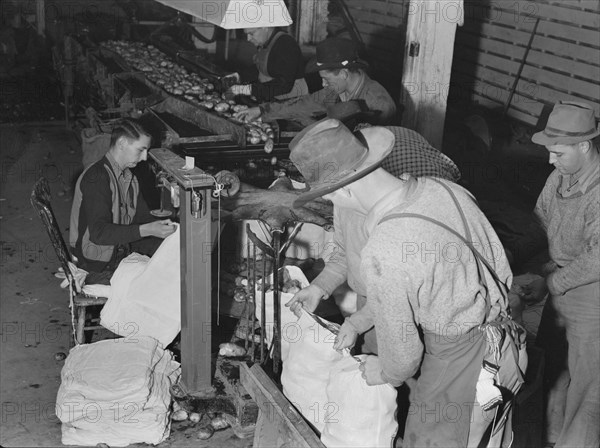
[293,127,395,208]
[306,58,369,73]
[532,126,600,146]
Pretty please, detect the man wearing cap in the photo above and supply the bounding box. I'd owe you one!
[521,101,599,447]
[286,118,524,447]
[233,38,397,127]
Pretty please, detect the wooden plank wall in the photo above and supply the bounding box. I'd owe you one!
[344,0,409,97]
[451,0,600,126]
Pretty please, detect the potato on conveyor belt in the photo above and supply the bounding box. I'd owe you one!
[100,40,278,142]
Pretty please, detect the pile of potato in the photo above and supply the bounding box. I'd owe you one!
[102,40,215,101]
[101,40,276,149]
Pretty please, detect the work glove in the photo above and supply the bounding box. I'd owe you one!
[54,261,88,293]
[230,84,252,96]
[222,72,240,89]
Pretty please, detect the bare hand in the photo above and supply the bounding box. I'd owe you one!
[359,355,387,386]
[285,284,327,318]
[140,220,177,239]
[333,320,359,351]
[519,277,548,303]
[233,107,262,122]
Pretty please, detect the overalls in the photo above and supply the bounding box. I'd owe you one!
[254,31,308,101]
[382,180,527,448]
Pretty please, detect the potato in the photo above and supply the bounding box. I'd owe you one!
[233,290,246,302]
[189,412,202,423]
[219,342,246,357]
[214,102,230,113]
[197,425,214,440]
[211,415,230,431]
[172,409,188,421]
[264,139,274,154]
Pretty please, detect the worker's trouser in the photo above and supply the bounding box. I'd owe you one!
[537,281,600,448]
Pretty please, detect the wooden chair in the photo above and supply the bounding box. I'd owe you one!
[30,177,108,345]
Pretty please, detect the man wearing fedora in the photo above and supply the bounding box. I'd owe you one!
[233,38,397,127]
[287,123,461,355]
[521,101,599,448]
[286,118,525,447]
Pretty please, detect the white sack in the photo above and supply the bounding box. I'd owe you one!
[280,308,343,434]
[321,354,398,448]
[56,336,180,446]
[257,266,398,446]
[100,226,181,346]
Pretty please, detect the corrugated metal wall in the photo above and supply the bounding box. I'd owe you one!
[451,0,600,126]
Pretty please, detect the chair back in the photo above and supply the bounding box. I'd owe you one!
[30,177,75,289]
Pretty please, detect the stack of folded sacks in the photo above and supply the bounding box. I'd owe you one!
[56,336,180,447]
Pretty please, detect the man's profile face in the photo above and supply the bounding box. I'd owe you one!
[118,135,151,169]
[320,70,348,94]
[546,142,587,175]
[245,27,270,47]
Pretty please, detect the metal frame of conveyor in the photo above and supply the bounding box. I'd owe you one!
[149,147,216,394]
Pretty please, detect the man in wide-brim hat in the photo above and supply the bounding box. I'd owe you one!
[233,38,397,127]
[286,118,525,447]
[521,101,600,447]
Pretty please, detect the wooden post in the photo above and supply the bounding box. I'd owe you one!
[179,187,213,393]
[36,0,45,36]
[297,0,329,45]
[149,149,216,394]
[400,0,463,150]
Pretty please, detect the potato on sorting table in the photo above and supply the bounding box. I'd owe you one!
[219,342,246,357]
[211,415,230,431]
[197,425,215,440]
[264,139,274,154]
[214,102,230,113]
[172,409,188,421]
[189,412,202,424]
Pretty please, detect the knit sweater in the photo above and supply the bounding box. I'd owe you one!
[260,72,397,126]
[535,169,600,295]
[349,178,512,386]
[70,156,152,272]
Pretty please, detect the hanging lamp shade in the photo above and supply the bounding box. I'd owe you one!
[153,0,293,29]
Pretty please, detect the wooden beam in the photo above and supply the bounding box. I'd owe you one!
[240,364,326,448]
[36,0,45,36]
[149,149,215,394]
[400,0,463,150]
[297,0,329,45]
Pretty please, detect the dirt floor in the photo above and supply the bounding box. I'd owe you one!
[1,57,555,447]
